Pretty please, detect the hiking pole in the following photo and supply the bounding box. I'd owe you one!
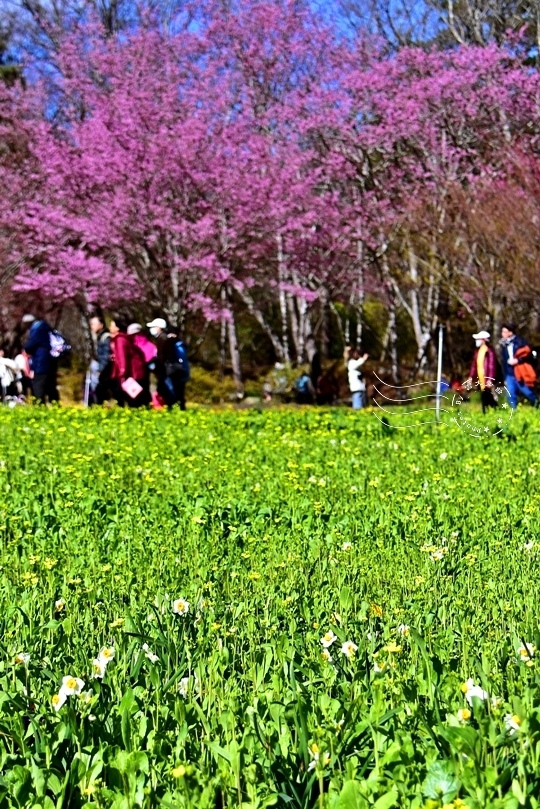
[436,323,444,424]
[84,372,91,407]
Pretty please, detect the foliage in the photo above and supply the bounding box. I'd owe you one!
[2,5,540,379]
[0,405,540,807]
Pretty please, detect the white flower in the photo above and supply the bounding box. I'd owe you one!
[172,598,190,616]
[341,542,352,551]
[55,598,66,612]
[439,452,448,460]
[430,549,446,561]
[142,643,159,663]
[52,690,68,711]
[398,624,410,636]
[321,649,332,663]
[14,652,30,665]
[98,647,115,667]
[91,658,106,679]
[523,541,535,552]
[504,713,522,734]
[307,744,330,771]
[320,630,337,648]
[61,675,85,696]
[91,646,115,678]
[178,677,190,697]
[519,643,535,663]
[341,640,358,659]
[461,678,488,705]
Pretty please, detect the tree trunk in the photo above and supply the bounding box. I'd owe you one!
[226,287,244,398]
[408,247,431,372]
[356,240,365,348]
[379,252,400,382]
[387,297,400,383]
[235,287,285,360]
[219,285,227,379]
[287,292,301,363]
[319,286,329,360]
[277,233,290,364]
[292,268,309,363]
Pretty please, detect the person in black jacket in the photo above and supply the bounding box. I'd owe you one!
[22,314,59,404]
[89,312,112,404]
[147,318,188,410]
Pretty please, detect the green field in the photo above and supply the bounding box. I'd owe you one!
[1,405,539,809]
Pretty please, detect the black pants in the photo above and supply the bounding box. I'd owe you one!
[93,368,112,405]
[481,388,497,413]
[111,378,151,408]
[32,371,59,404]
[158,375,186,410]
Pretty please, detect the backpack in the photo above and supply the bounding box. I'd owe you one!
[49,329,71,358]
[294,374,311,395]
[165,340,190,381]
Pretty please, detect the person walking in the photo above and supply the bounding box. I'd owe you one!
[13,349,32,398]
[466,330,499,413]
[500,323,538,409]
[22,314,59,404]
[0,347,18,400]
[345,346,368,410]
[109,317,150,408]
[89,312,112,404]
[147,318,189,410]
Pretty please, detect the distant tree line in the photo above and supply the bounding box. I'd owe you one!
[1,0,540,387]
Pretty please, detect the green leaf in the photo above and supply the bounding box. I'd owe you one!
[336,780,366,809]
[373,789,398,809]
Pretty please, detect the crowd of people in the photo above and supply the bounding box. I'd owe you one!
[0,313,538,413]
[0,312,190,409]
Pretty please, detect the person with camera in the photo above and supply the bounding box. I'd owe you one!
[345,346,368,410]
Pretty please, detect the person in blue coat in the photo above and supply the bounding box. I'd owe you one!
[500,322,538,409]
[22,314,59,404]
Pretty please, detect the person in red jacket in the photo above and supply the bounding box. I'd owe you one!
[109,316,150,408]
[466,330,499,413]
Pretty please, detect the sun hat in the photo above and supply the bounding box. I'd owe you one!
[146,318,167,330]
[472,330,490,340]
[127,323,142,335]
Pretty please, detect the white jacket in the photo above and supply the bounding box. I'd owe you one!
[347,357,366,392]
[0,358,17,389]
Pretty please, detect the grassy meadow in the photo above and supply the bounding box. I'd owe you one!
[0,405,539,809]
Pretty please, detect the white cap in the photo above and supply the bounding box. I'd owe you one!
[21,314,36,324]
[127,323,142,335]
[472,330,490,340]
[146,318,167,330]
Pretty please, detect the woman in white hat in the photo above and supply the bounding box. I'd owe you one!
[466,330,499,412]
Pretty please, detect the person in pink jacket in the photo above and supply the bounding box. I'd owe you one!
[127,323,158,364]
